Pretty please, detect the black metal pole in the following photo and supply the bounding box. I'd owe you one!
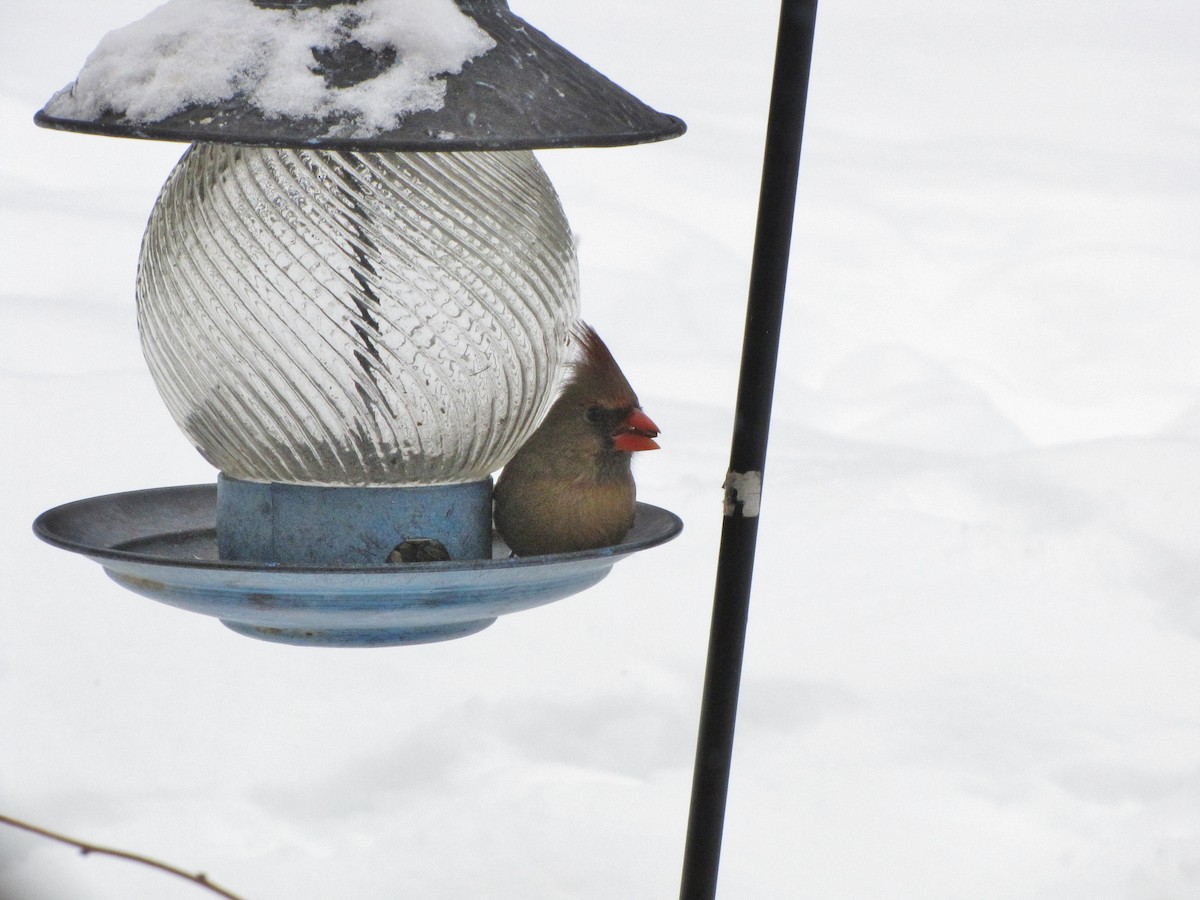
[679,2,818,898]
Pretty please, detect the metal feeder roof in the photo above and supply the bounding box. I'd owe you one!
[33,0,686,151]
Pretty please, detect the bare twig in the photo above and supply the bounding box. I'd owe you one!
[0,813,246,900]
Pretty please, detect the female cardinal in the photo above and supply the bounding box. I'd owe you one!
[493,323,660,556]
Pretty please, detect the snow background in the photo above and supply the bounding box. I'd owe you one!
[2,0,1199,897]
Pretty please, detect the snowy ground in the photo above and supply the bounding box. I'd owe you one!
[3,1,1199,897]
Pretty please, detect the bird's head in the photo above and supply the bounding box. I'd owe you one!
[567,324,660,454]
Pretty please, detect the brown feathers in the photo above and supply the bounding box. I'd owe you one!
[493,323,659,556]
[569,322,641,409]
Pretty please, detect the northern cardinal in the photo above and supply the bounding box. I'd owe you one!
[493,323,660,556]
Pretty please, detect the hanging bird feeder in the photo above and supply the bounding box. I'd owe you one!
[32,0,682,646]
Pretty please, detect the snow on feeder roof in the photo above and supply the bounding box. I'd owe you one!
[35,0,685,150]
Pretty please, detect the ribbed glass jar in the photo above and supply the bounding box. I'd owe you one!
[137,145,579,485]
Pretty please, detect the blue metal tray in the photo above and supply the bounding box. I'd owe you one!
[33,484,682,647]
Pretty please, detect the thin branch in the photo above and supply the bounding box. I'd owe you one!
[0,813,246,900]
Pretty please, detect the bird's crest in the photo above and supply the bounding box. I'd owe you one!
[569,322,640,408]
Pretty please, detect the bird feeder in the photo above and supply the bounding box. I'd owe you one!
[32,0,683,646]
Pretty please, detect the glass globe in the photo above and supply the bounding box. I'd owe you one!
[137,144,579,486]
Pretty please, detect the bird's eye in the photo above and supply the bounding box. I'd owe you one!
[584,406,605,423]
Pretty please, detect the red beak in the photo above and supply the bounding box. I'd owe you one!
[612,408,661,452]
